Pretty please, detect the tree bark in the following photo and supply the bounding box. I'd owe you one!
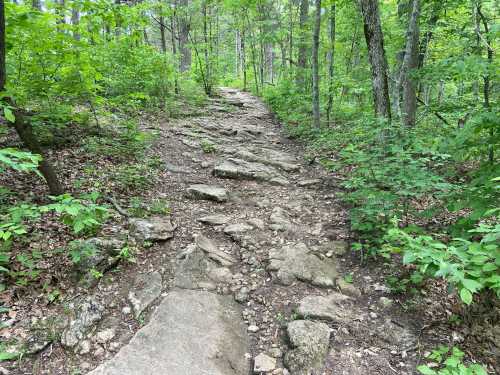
[311,0,321,128]
[71,7,80,41]
[326,3,335,125]
[178,0,191,72]
[0,0,63,195]
[359,0,391,120]
[296,0,309,86]
[400,0,420,128]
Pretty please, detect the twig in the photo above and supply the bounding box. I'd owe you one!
[104,196,130,217]
[417,97,450,126]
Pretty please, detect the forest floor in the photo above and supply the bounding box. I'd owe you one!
[2,89,498,375]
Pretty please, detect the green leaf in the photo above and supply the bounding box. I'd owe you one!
[416,365,436,375]
[3,107,15,123]
[460,288,473,305]
[462,278,482,293]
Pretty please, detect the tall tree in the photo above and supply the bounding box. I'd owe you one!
[311,0,321,128]
[0,0,63,195]
[359,0,391,120]
[399,0,420,127]
[296,0,309,86]
[326,2,335,125]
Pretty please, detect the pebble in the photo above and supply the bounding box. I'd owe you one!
[248,325,259,333]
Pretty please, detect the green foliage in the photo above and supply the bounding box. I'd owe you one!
[417,346,488,375]
[0,148,41,174]
[200,139,217,153]
[385,218,500,304]
[127,197,170,218]
[112,164,153,191]
[42,193,109,235]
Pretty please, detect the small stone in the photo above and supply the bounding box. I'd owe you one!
[378,297,393,309]
[269,347,283,358]
[94,346,105,358]
[198,214,231,226]
[248,325,259,333]
[121,306,131,315]
[369,312,378,319]
[254,353,277,373]
[247,218,265,230]
[79,340,91,355]
[235,287,250,303]
[297,179,321,187]
[96,328,116,344]
[337,278,361,298]
[186,184,228,202]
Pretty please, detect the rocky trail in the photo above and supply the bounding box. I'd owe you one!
[13,89,424,375]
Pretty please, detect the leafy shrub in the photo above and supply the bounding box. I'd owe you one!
[385,218,500,305]
[417,346,487,375]
[42,193,109,235]
[0,148,41,174]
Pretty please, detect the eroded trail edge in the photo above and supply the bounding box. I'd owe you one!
[76,89,419,375]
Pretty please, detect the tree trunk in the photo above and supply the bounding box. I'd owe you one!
[311,0,321,129]
[71,7,80,40]
[359,0,391,120]
[241,29,247,91]
[177,0,190,72]
[31,0,41,10]
[0,0,63,196]
[170,11,179,94]
[326,3,336,125]
[296,0,309,86]
[400,0,420,128]
[159,15,167,53]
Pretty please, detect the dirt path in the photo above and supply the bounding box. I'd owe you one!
[13,89,424,375]
[89,88,421,375]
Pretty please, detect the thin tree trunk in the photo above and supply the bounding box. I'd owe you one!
[359,0,391,120]
[476,4,494,163]
[159,15,167,53]
[170,11,179,94]
[296,0,309,86]
[241,29,247,90]
[326,3,336,125]
[178,0,191,72]
[311,0,321,128]
[0,0,63,195]
[71,8,80,40]
[31,0,41,10]
[400,0,420,128]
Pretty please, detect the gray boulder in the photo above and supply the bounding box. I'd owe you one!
[71,237,124,286]
[268,243,338,287]
[213,158,287,184]
[61,296,105,349]
[198,214,231,225]
[284,320,331,375]
[128,272,163,318]
[187,184,228,202]
[195,235,237,266]
[297,293,353,324]
[129,216,175,241]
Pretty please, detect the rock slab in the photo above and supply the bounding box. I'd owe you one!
[297,293,352,324]
[268,243,338,287]
[187,184,228,202]
[88,290,250,375]
[284,320,331,375]
[129,217,175,241]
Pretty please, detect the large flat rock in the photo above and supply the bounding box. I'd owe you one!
[88,290,250,375]
[213,158,288,185]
